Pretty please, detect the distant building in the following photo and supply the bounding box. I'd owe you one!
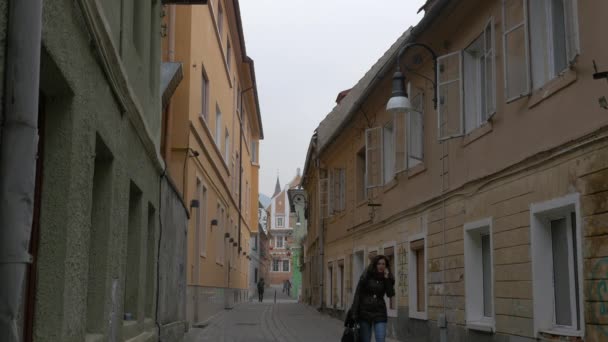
[267,170,301,289]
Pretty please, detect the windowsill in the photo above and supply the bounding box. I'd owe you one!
[200,252,207,258]
[407,163,426,178]
[383,178,398,193]
[196,117,231,174]
[528,68,577,109]
[409,311,428,320]
[540,328,583,338]
[462,121,493,147]
[356,199,368,208]
[216,260,224,267]
[466,319,495,333]
[252,162,260,167]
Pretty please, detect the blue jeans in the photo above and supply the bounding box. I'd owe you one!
[358,321,386,342]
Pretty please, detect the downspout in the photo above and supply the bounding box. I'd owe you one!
[317,157,324,310]
[0,1,43,342]
[238,86,254,253]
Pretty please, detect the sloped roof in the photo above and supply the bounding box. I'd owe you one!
[316,27,412,154]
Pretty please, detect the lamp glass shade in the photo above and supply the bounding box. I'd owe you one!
[386,95,413,113]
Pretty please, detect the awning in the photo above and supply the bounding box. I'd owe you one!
[160,62,183,110]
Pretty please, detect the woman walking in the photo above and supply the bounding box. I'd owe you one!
[350,255,395,342]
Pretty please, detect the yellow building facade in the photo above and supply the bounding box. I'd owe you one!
[161,0,263,325]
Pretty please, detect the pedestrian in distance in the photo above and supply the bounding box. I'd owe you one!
[282,279,287,293]
[286,279,292,296]
[348,255,395,342]
[257,278,265,302]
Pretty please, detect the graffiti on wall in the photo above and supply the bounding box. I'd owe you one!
[591,257,608,336]
[398,244,407,297]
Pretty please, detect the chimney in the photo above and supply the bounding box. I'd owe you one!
[335,88,352,105]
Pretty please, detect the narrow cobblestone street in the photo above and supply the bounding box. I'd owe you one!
[185,287,398,342]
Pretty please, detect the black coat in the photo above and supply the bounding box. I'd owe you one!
[351,272,395,323]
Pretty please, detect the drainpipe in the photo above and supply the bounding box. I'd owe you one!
[0,1,43,342]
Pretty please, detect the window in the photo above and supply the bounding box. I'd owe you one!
[282,260,290,272]
[276,216,285,228]
[365,127,383,188]
[409,235,427,319]
[529,0,578,89]
[383,121,395,183]
[337,260,344,308]
[408,85,424,167]
[531,194,583,336]
[236,86,241,117]
[197,179,208,257]
[252,234,258,251]
[201,69,209,121]
[502,0,579,101]
[437,51,463,140]
[224,129,230,163]
[125,183,143,318]
[463,19,495,133]
[275,235,284,248]
[464,218,494,331]
[215,104,222,145]
[251,141,259,164]
[329,168,346,214]
[356,148,367,203]
[226,41,232,71]
[272,259,280,272]
[216,205,225,264]
[217,2,224,39]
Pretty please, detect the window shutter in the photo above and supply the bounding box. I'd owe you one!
[394,111,407,173]
[564,0,580,65]
[365,127,383,188]
[437,51,463,140]
[328,169,334,215]
[502,0,531,102]
[319,172,329,218]
[339,169,346,211]
[483,17,497,120]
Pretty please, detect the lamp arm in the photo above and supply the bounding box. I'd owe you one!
[396,42,438,109]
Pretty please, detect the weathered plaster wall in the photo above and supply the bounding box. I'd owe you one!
[158,177,188,339]
[31,0,165,341]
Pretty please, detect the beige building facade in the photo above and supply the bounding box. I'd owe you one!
[302,0,608,341]
[161,0,263,325]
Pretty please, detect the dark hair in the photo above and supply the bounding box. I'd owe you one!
[365,255,391,277]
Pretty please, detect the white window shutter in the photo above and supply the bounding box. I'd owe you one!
[564,0,580,65]
[437,51,463,140]
[502,0,531,102]
[408,87,424,167]
[366,127,383,188]
[394,110,407,173]
[484,17,497,120]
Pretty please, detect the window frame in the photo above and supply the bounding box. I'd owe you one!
[502,0,531,102]
[215,104,222,146]
[408,232,428,320]
[276,215,285,228]
[464,217,495,332]
[282,259,290,273]
[437,51,464,140]
[327,260,335,307]
[272,259,280,272]
[197,178,208,257]
[382,241,398,317]
[365,127,384,188]
[201,67,210,122]
[530,193,584,337]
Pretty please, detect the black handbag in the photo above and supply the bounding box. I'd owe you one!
[342,309,359,342]
[341,325,358,342]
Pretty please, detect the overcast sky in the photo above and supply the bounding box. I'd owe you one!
[239,0,426,196]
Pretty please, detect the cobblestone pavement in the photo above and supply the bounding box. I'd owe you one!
[184,295,399,342]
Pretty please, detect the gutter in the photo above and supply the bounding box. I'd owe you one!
[316,0,452,156]
[0,1,43,342]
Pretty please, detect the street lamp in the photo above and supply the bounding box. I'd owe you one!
[386,42,438,113]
